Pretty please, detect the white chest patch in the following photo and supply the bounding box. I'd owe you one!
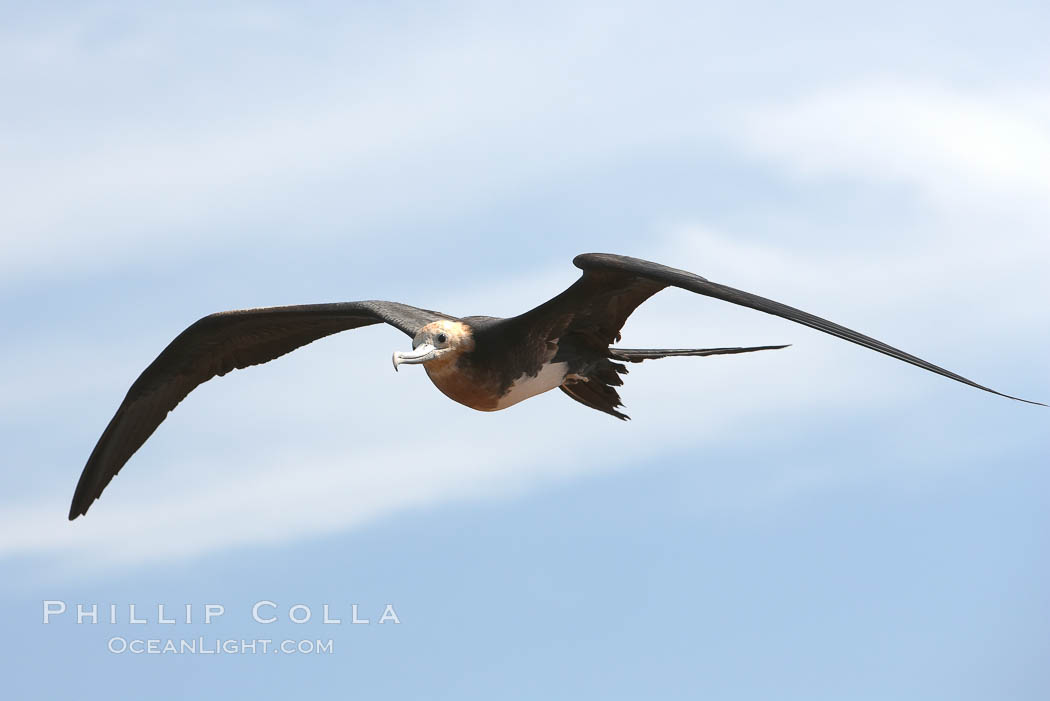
[494,362,570,410]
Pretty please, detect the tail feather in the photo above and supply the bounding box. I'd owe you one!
[560,358,630,420]
[559,382,629,420]
[560,345,789,419]
[609,344,789,362]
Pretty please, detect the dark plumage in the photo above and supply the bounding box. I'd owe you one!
[69,253,1044,520]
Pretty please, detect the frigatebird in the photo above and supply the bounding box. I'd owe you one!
[68,253,1043,520]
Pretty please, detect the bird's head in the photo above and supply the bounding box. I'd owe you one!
[392,320,475,372]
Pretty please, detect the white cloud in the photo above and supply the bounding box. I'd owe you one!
[734,82,1050,218]
[0,5,653,286]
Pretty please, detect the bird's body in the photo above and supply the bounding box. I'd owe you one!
[413,318,573,412]
[492,362,571,411]
[68,253,1044,520]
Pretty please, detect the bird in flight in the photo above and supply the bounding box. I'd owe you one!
[69,253,1043,520]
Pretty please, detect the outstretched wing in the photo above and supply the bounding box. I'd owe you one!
[69,301,453,520]
[499,253,1044,406]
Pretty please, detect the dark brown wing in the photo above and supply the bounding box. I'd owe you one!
[69,301,453,520]
[470,267,666,378]
[501,253,1044,406]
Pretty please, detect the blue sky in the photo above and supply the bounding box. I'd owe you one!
[2,1,1049,698]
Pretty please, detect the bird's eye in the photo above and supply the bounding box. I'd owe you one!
[436,333,448,344]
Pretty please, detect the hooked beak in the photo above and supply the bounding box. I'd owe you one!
[392,343,438,371]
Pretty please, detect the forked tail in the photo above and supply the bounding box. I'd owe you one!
[559,344,790,420]
[609,344,789,362]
